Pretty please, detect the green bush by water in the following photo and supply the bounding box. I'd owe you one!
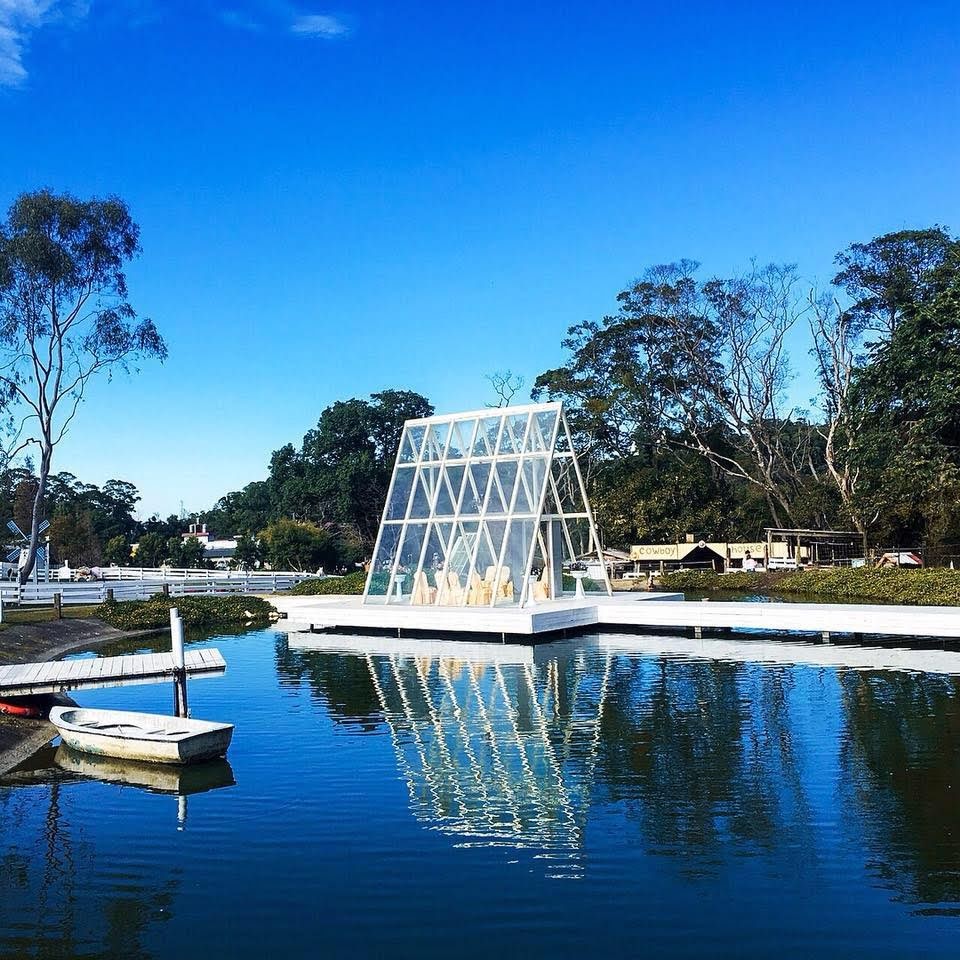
[96,595,276,631]
[284,570,367,596]
[656,567,960,606]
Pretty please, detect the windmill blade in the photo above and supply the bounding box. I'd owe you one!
[6,550,20,563]
[35,548,46,564]
[6,520,23,539]
[37,520,50,534]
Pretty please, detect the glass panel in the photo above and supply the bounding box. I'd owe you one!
[528,528,552,602]
[366,525,403,597]
[476,415,502,456]
[386,466,416,520]
[484,519,507,570]
[408,424,428,460]
[387,522,428,603]
[461,462,490,515]
[466,523,496,605]
[541,473,560,517]
[497,413,527,455]
[552,457,585,513]
[434,468,457,516]
[411,521,452,604]
[486,470,508,514]
[438,463,465,516]
[494,460,519,511]
[564,518,605,593]
[409,472,434,519]
[513,463,534,514]
[534,409,559,450]
[497,518,534,604]
[398,428,418,464]
[553,420,572,453]
[447,419,476,460]
[522,455,548,511]
[422,422,450,462]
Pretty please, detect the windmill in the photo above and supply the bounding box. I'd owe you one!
[7,518,50,580]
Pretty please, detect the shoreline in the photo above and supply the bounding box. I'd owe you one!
[0,618,158,776]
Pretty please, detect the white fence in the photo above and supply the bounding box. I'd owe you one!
[0,568,319,607]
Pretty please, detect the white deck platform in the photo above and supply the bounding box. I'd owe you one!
[271,593,960,641]
[0,649,226,697]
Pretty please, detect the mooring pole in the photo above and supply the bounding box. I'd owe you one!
[53,591,62,620]
[169,606,188,718]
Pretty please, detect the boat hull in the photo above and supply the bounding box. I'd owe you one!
[49,707,233,766]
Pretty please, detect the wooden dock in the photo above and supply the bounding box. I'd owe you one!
[0,649,226,697]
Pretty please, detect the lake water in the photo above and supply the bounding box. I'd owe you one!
[3,626,960,958]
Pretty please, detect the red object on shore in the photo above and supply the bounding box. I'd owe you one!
[0,699,45,718]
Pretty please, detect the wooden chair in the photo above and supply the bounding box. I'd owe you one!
[483,564,513,601]
[437,570,465,605]
[533,568,550,602]
[467,571,492,606]
[410,571,436,605]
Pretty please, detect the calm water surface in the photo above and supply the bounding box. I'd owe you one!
[2,626,960,958]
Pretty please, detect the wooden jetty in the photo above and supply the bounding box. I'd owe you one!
[0,649,226,698]
[272,593,960,642]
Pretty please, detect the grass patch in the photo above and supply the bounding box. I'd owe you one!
[95,595,275,631]
[655,567,960,606]
[283,571,367,596]
[0,604,103,631]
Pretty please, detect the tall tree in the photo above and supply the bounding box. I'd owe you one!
[0,190,166,581]
[832,226,960,340]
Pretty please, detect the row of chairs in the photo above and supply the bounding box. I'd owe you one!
[410,566,514,606]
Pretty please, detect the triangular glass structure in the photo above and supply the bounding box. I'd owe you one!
[364,402,610,606]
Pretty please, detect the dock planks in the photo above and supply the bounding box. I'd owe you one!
[0,648,226,697]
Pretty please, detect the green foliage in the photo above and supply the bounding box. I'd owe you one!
[0,190,166,582]
[134,531,168,567]
[233,534,263,569]
[202,390,433,547]
[259,519,339,572]
[96,594,275,631]
[656,567,960,606]
[284,570,367,595]
[49,508,101,566]
[167,535,207,569]
[102,535,131,566]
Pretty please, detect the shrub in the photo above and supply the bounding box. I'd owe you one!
[96,594,275,631]
[284,570,368,596]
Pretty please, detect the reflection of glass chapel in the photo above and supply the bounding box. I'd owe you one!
[363,402,611,606]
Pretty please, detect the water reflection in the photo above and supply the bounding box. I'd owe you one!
[840,670,960,912]
[285,630,960,905]
[286,635,604,878]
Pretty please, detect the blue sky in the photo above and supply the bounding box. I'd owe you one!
[1,1,959,519]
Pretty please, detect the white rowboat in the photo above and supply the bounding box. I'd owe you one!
[49,707,233,765]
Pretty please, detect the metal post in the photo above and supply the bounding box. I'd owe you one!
[162,582,170,597]
[169,607,188,718]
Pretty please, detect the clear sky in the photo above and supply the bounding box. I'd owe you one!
[1,0,959,519]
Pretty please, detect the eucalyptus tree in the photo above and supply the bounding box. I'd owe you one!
[0,190,166,581]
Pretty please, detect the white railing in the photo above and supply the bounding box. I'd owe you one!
[0,570,319,606]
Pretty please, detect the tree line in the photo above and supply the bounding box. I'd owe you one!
[534,226,960,555]
[4,188,958,569]
[203,226,960,561]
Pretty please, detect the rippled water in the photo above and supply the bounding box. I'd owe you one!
[3,627,960,958]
